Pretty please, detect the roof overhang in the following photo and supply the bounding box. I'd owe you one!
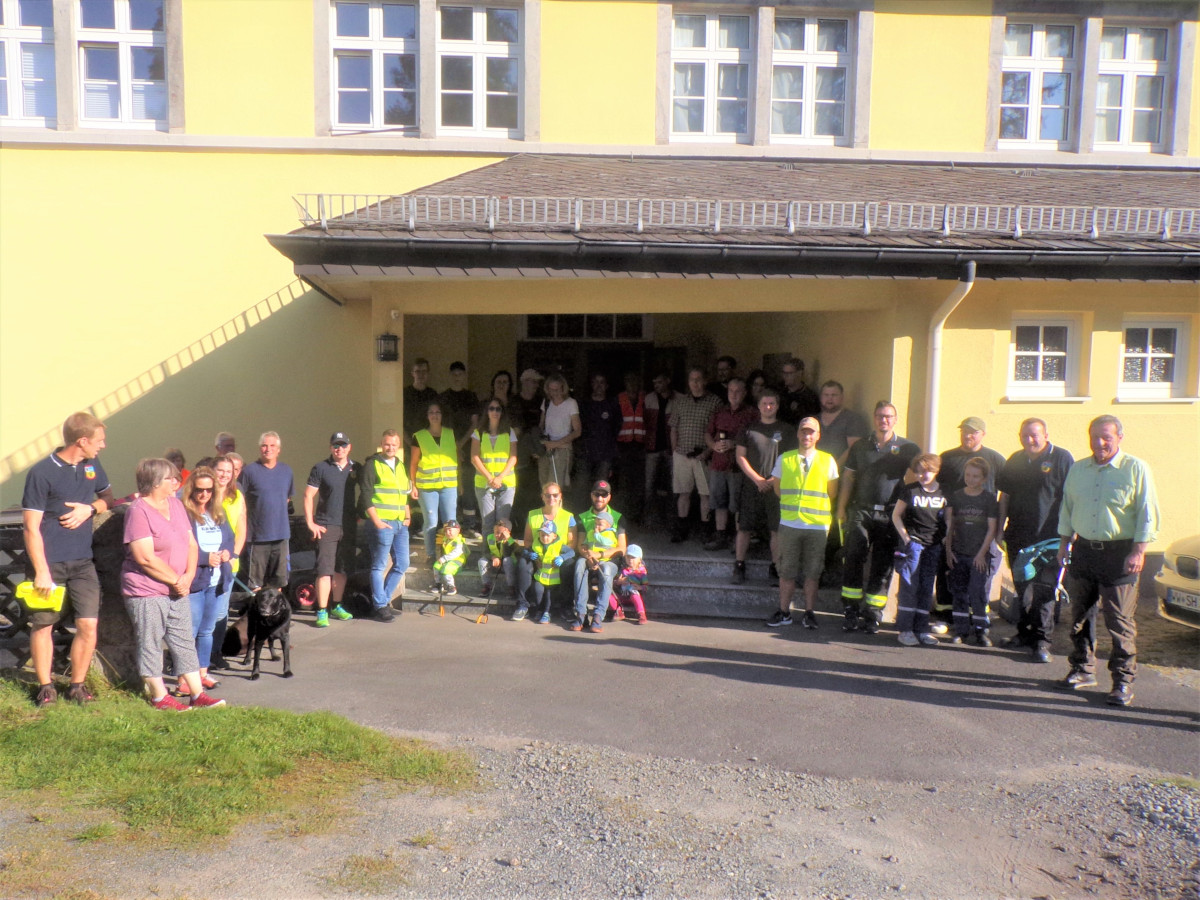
[265,156,1200,303]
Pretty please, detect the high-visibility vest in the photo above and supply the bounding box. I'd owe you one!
[778,449,835,529]
[474,431,516,489]
[533,538,568,586]
[486,534,520,561]
[367,456,410,520]
[222,490,245,574]
[617,392,646,443]
[528,508,572,544]
[414,429,457,490]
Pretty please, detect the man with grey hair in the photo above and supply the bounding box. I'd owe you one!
[1056,415,1159,707]
[214,432,236,456]
[239,431,294,590]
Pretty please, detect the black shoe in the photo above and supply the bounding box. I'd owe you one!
[801,611,819,630]
[768,564,780,587]
[703,534,728,552]
[1003,634,1028,649]
[861,611,880,634]
[765,610,792,628]
[976,631,993,648]
[1106,684,1135,707]
[731,562,746,585]
[842,608,859,632]
[1033,644,1053,664]
[35,683,57,708]
[950,635,965,645]
[479,584,493,599]
[65,682,96,705]
[1059,669,1098,690]
[372,605,396,622]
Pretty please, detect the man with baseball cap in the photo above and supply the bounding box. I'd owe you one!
[571,480,627,632]
[768,418,839,629]
[304,432,364,625]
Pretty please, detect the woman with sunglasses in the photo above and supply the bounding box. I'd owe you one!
[178,466,235,697]
[120,458,224,709]
[513,482,576,621]
[410,401,458,559]
[471,400,519,535]
[208,456,246,671]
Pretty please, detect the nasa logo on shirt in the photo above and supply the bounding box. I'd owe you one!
[84,464,96,480]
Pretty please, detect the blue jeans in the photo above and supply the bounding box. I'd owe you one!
[571,557,617,627]
[418,488,457,558]
[895,541,942,634]
[188,583,221,670]
[475,484,515,535]
[370,520,411,609]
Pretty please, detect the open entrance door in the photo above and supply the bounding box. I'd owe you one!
[516,341,686,396]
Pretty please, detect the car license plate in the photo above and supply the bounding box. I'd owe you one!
[1167,588,1200,612]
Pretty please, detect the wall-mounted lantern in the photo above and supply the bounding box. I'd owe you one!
[375,332,399,362]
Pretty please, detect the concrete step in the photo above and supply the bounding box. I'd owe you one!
[648,554,772,582]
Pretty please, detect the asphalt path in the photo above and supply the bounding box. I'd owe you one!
[217,606,1200,783]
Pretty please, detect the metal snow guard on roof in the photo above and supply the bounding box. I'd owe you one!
[294,193,1200,240]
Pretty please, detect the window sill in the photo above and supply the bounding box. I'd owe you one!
[1113,396,1199,404]
[1003,395,1092,403]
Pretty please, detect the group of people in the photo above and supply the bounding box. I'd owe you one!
[19,353,1160,709]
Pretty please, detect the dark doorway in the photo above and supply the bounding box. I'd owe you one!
[516,341,687,398]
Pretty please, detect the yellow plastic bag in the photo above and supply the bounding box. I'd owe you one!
[16,581,66,613]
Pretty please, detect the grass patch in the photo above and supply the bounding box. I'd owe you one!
[408,829,438,848]
[74,822,119,843]
[1156,775,1200,792]
[324,851,411,893]
[0,677,474,844]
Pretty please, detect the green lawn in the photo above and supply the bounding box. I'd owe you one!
[0,678,474,841]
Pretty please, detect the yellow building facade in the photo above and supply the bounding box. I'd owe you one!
[2,0,1198,543]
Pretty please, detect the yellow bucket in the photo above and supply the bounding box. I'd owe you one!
[15,581,66,613]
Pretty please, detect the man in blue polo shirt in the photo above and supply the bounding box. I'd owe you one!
[22,412,115,707]
[240,431,294,590]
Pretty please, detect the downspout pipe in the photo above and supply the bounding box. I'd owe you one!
[925,261,976,452]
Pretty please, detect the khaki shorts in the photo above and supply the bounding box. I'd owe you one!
[672,453,710,495]
[777,526,829,583]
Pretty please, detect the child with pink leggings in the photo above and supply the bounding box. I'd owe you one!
[608,544,649,625]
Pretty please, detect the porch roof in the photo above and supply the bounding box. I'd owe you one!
[266,155,1200,289]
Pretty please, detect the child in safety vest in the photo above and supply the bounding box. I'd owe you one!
[522,519,575,624]
[478,517,521,599]
[589,511,618,552]
[608,543,649,625]
[433,520,466,595]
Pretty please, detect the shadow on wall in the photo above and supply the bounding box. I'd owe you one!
[0,280,345,501]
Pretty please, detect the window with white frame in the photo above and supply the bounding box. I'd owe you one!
[1095,25,1169,151]
[770,16,851,144]
[436,4,521,137]
[0,0,57,126]
[1120,320,1190,399]
[77,0,166,128]
[1009,318,1080,398]
[671,12,752,141]
[998,21,1076,148]
[331,1,417,131]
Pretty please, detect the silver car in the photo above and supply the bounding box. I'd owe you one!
[1154,534,1200,630]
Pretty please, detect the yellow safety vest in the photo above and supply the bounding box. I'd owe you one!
[779,450,835,529]
[414,429,457,491]
[527,508,572,544]
[533,538,567,586]
[222,490,245,575]
[367,456,410,521]
[474,431,516,489]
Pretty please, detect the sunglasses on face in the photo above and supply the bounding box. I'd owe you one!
[488,406,503,412]
[592,491,610,497]
[192,487,213,495]
[544,492,561,499]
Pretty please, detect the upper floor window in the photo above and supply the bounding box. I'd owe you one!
[331,1,417,131]
[77,0,166,128]
[770,17,852,145]
[1096,26,1169,151]
[1120,320,1191,400]
[436,4,521,137]
[0,0,57,126]
[671,12,751,142]
[1009,317,1082,399]
[999,22,1076,149]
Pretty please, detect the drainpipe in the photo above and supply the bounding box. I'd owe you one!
[925,261,976,452]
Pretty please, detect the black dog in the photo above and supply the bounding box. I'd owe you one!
[242,587,293,681]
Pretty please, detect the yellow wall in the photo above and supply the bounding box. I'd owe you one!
[0,147,497,502]
[182,0,316,136]
[870,0,993,151]
[539,0,658,144]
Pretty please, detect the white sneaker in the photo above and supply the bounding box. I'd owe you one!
[898,631,919,646]
[928,622,949,635]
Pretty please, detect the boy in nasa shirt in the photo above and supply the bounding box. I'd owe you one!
[891,454,948,647]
